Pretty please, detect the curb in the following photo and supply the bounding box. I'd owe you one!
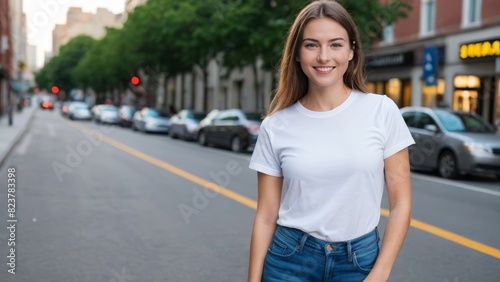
[0,108,36,168]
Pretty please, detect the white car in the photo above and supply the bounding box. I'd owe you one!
[68,102,91,120]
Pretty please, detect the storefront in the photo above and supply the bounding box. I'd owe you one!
[365,51,414,107]
[446,35,500,126]
[365,47,446,108]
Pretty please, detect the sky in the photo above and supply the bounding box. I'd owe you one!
[22,0,126,67]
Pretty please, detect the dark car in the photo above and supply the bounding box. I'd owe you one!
[169,109,207,140]
[119,105,137,127]
[197,109,262,152]
[400,107,500,179]
[40,95,55,110]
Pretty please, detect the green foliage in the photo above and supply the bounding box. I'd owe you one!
[36,0,411,95]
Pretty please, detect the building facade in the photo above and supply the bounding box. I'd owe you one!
[52,7,123,54]
[9,0,28,100]
[366,0,500,126]
[0,0,13,116]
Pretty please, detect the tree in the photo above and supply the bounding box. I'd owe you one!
[53,36,96,97]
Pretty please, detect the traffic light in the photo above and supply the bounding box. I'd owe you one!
[131,76,140,85]
[51,86,59,94]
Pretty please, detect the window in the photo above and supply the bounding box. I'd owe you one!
[382,24,394,44]
[415,113,437,129]
[402,112,418,128]
[462,0,481,27]
[420,0,436,36]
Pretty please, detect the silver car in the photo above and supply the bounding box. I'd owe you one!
[400,107,500,179]
[132,108,170,134]
[68,102,91,120]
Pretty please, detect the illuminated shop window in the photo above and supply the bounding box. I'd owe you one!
[366,82,385,95]
[495,78,500,128]
[422,79,445,107]
[385,78,401,104]
[453,75,480,113]
[454,75,480,88]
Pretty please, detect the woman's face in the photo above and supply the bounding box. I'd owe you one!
[298,17,353,91]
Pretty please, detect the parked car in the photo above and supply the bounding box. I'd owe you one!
[132,108,171,133]
[169,110,207,140]
[400,107,500,179]
[91,105,119,124]
[198,109,219,129]
[197,109,262,152]
[119,105,138,127]
[60,101,71,116]
[68,102,91,120]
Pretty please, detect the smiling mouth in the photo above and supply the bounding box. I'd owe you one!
[314,67,335,72]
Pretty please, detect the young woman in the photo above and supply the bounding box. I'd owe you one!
[248,1,415,281]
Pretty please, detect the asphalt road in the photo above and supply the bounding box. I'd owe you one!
[0,109,499,282]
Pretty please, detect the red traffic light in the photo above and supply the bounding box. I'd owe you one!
[51,86,59,94]
[131,76,140,85]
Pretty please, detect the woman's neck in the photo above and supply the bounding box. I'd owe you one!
[300,84,352,112]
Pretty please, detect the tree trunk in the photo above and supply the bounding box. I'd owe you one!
[191,70,196,109]
[252,62,260,112]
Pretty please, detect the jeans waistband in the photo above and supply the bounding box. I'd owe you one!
[275,225,379,260]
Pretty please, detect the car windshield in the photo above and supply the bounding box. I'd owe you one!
[435,111,496,133]
[147,109,169,118]
[102,108,118,113]
[190,113,206,121]
[244,113,262,121]
[75,106,88,110]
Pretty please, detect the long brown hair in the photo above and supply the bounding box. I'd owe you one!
[268,0,368,116]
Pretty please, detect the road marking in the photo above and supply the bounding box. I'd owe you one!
[412,173,500,197]
[16,133,33,155]
[68,123,500,260]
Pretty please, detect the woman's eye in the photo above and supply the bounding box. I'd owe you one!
[331,43,342,48]
[305,43,317,48]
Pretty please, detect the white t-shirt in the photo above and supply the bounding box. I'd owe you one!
[249,91,415,241]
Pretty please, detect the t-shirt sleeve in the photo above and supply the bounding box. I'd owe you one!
[382,96,415,159]
[249,118,282,177]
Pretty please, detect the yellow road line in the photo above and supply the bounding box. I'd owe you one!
[71,123,500,259]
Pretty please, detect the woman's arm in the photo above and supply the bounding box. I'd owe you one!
[365,148,412,281]
[248,172,283,282]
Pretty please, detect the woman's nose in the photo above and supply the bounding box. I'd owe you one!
[317,48,330,62]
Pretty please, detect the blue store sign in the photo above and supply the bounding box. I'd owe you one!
[423,46,438,86]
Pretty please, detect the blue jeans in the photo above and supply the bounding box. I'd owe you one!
[262,225,380,282]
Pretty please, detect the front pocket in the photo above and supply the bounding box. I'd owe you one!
[352,241,379,273]
[267,228,300,258]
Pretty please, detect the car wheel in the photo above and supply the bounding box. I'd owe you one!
[438,151,459,179]
[231,136,242,152]
[198,131,207,146]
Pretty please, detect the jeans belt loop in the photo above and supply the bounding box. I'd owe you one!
[347,240,353,262]
[297,232,309,254]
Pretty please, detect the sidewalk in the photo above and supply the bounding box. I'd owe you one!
[0,105,36,166]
